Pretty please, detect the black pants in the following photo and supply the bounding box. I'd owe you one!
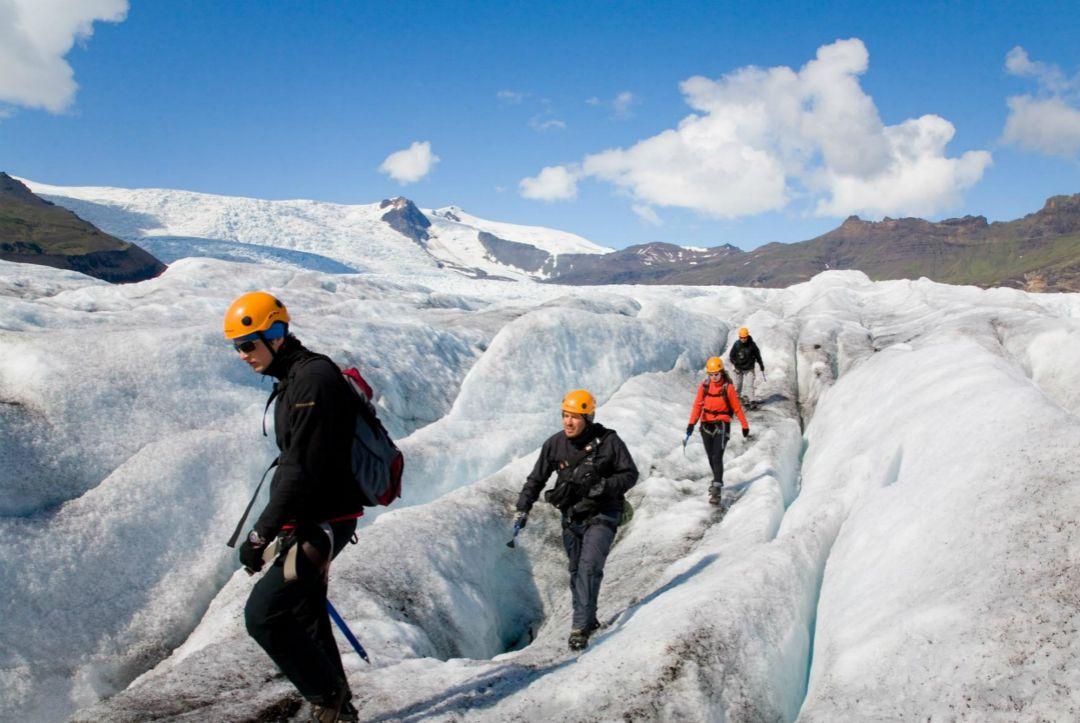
[700,421,730,491]
[245,520,356,705]
[562,514,617,630]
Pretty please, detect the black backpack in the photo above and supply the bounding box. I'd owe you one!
[342,367,404,507]
[732,342,751,367]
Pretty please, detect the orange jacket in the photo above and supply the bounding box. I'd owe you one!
[688,379,748,429]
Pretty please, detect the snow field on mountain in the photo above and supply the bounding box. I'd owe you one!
[431,207,611,256]
[2,253,1079,721]
[22,179,611,283]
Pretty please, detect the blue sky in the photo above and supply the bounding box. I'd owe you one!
[1,0,1078,250]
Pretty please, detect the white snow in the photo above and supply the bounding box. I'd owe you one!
[1,185,1079,722]
[19,180,612,283]
[430,206,611,256]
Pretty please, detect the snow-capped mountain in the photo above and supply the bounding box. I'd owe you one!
[2,248,1078,720]
[20,179,612,283]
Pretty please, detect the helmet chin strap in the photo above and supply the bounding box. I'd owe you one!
[256,330,274,360]
[255,323,289,366]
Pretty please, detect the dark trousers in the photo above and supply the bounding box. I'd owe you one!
[562,515,617,630]
[245,520,356,705]
[700,421,730,490]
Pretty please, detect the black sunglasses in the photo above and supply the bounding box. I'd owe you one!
[233,339,258,353]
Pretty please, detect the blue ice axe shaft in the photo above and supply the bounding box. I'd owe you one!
[327,600,370,664]
[506,519,524,548]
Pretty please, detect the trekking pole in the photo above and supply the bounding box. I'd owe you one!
[682,431,692,448]
[506,519,525,548]
[327,600,371,664]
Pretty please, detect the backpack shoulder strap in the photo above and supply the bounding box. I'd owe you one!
[559,431,610,472]
[226,459,277,547]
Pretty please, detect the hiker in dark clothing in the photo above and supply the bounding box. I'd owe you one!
[728,326,766,405]
[513,389,638,651]
[224,291,363,723]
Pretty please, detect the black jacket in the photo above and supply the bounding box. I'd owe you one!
[728,336,764,372]
[253,337,364,540]
[516,423,638,518]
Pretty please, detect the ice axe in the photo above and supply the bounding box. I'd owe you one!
[506,519,525,548]
[327,599,370,664]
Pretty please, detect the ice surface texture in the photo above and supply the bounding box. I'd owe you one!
[2,255,1079,721]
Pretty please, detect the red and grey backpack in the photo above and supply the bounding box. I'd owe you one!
[341,367,404,507]
[227,363,403,548]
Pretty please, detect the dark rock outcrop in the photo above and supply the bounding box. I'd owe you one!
[380,197,431,246]
[477,231,551,273]
[0,173,166,283]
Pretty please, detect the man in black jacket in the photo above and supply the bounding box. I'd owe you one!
[514,389,638,651]
[728,326,766,406]
[224,291,363,723]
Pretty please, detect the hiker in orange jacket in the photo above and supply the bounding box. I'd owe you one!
[686,357,749,506]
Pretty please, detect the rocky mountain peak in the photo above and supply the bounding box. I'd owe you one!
[0,173,52,208]
[433,206,464,223]
[379,196,431,245]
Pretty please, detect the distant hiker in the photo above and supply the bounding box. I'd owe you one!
[224,291,363,723]
[728,327,765,406]
[686,357,749,507]
[513,390,638,651]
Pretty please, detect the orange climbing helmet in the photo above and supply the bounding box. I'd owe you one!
[561,389,596,416]
[223,291,290,340]
[705,357,724,374]
[738,327,749,339]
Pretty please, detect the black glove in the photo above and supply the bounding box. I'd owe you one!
[239,531,267,572]
[686,424,695,436]
[578,468,600,494]
[513,511,528,529]
[587,477,608,499]
[742,427,750,439]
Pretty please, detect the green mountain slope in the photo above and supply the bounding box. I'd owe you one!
[550,194,1080,292]
[0,173,165,283]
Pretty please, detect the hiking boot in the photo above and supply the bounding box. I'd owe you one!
[338,701,359,722]
[309,689,353,722]
[568,628,591,651]
[311,703,358,723]
[708,486,723,505]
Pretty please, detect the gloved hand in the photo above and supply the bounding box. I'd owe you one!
[742,427,750,439]
[513,511,528,530]
[587,477,608,499]
[686,424,695,436]
[239,531,267,572]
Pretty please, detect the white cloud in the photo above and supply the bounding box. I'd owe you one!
[529,115,566,132]
[612,92,639,119]
[632,204,662,226]
[1005,47,1072,94]
[1002,47,1080,159]
[379,141,440,184]
[0,0,128,113]
[523,39,991,220]
[519,165,579,201]
[587,91,641,119]
[497,90,527,105]
[1003,96,1080,158]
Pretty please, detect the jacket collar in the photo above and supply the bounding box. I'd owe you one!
[264,336,307,380]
